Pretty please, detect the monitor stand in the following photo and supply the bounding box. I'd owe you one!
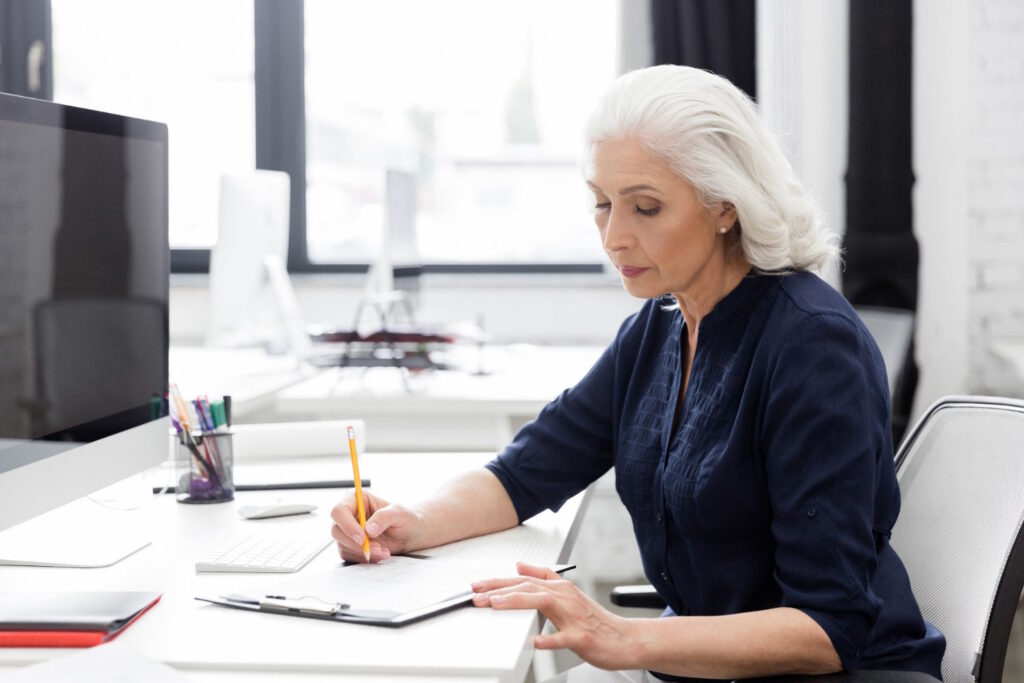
[0,499,151,568]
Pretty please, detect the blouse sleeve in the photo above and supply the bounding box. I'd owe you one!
[760,312,894,670]
[484,307,645,523]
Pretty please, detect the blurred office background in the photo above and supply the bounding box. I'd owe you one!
[2,0,1018,418]
[3,0,1024,676]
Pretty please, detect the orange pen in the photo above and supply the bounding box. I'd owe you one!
[347,426,371,562]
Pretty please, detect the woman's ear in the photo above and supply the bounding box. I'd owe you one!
[720,201,738,226]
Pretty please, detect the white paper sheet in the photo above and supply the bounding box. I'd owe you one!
[422,519,565,565]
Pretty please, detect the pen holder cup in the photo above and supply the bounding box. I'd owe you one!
[174,430,234,504]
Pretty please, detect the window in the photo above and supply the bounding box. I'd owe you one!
[303,0,617,266]
[51,0,256,250]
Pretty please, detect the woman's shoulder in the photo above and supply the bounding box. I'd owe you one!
[771,270,856,316]
[763,270,863,332]
[761,270,883,365]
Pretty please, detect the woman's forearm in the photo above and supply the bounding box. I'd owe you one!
[625,607,841,679]
[409,468,519,550]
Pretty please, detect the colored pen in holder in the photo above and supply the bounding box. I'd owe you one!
[174,429,234,504]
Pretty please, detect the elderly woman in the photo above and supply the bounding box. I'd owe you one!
[331,65,945,681]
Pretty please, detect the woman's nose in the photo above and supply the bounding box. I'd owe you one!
[602,210,632,252]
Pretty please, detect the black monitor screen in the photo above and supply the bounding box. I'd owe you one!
[0,94,168,472]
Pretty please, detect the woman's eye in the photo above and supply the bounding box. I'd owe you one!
[636,205,660,217]
[594,202,611,212]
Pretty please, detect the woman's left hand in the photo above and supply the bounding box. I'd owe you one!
[471,562,638,671]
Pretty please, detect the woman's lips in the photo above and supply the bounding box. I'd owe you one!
[619,266,650,279]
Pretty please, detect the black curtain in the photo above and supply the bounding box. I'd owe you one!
[843,0,917,445]
[650,0,757,100]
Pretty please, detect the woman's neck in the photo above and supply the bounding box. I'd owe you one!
[672,253,751,337]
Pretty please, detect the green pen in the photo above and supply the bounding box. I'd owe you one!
[211,401,227,430]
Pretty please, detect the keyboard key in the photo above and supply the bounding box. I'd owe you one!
[196,527,332,573]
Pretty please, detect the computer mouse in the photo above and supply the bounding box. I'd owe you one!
[237,502,317,520]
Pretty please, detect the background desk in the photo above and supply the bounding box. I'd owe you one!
[0,452,589,682]
[170,346,316,420]
[266,345,604,451]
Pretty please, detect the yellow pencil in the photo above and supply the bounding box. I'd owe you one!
[347,426,371,562]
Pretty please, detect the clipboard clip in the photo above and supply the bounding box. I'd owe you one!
[221,593,349,616]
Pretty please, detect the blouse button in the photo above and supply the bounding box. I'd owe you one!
[655,512,663,523]
[806,506,817,518]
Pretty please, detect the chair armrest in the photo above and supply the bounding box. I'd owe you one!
[609,584,666,609]
[749,672,938,682]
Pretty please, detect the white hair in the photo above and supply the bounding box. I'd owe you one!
[583,65,839,274]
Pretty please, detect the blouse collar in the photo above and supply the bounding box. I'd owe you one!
[682,269,777,333]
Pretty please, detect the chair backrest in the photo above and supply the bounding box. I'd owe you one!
[855,306,915,399]
[890,396,1024,683]
[33,298,167,433]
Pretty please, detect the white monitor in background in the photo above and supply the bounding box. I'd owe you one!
[365,169,421,306]
[207,170,291,348]
[264,253,314,363]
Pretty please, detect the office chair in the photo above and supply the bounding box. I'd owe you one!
[855,306,916,445]
[853,307,915,403]
[22,298,166,437]
[612,396,1024,682]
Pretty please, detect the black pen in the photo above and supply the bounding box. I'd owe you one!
[153,479,370,494]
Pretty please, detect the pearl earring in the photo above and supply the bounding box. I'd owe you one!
[718,226,728,234]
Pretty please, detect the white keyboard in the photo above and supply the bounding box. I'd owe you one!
[196,526,333,573]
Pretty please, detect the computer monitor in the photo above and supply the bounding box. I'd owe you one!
[365,168,421,303]
[207,170,291,349]
[0,92,169,537]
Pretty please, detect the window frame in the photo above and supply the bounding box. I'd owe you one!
[43,0,606,276]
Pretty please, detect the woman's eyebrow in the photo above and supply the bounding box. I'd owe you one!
[618,184,659,196]
[585,181,660,196]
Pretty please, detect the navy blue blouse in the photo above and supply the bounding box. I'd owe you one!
[486,271,945,680]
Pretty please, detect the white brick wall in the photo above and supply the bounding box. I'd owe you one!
[967,0,1024,396]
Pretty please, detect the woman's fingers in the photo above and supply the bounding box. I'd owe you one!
[485,590,562,616]
[330,493,418,564]
[472,574,566,592]
[330,518,391,564]
[472,578,578,615]
[470,562,560,591]
[471,567,629,670]
[364,504,406,538]
[472,579,542,605]
[366,544,390,562]
[516,561,561,580]
[337,541,390,564]
[330,500,367,545]
[471,577,527,592]
[534,629,575,651]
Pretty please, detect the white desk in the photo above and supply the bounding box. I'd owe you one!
[170,346,317,420]
[0,453,589,682]
[268,346,604,451]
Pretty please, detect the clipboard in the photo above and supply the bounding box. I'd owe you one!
[195,563,575,627]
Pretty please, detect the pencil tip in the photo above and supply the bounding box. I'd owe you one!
[364,550,372,562]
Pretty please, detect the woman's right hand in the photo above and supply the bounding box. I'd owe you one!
[329,492,423,563]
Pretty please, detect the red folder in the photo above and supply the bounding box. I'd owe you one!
[0,591,161,648]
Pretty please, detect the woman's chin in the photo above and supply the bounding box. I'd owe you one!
[620,278,662,300]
